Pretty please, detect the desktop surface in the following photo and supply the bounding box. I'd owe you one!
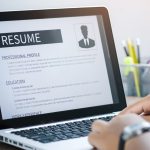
[0,143,20,150]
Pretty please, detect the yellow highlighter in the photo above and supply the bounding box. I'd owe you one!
[127,39,138,64]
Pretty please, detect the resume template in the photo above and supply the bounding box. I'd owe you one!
[0,16,113,119]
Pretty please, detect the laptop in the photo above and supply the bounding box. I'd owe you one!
[0,7,126,150]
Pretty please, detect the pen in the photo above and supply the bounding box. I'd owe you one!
[122,40,129,56]
[136,38,141,64]
[136,38,144,96]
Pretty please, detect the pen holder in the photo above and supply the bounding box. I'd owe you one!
[120,64,150,97]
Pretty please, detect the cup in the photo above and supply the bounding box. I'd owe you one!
[120,64,150,97]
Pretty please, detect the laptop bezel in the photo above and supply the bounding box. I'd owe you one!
[0,7,126,129]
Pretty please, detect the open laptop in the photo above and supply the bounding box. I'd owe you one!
[0,7,126,150]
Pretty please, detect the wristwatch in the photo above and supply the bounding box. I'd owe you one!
[118,121,150,150]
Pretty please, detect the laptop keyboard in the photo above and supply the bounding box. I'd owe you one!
[11,115,114,143]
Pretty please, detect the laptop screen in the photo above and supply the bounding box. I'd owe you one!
[0,8,126,124]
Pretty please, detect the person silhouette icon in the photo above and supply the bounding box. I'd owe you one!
[78,25,95,48]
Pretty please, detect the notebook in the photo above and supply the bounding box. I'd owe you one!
[0,7,126,150]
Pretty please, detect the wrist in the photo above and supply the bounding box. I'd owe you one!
[126,132,150,150]
[118,121,150,150]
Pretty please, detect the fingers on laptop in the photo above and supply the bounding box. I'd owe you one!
[88,119,118,150]
[120,95,150,115]
[88,132,102,149]
[88,120,108,149]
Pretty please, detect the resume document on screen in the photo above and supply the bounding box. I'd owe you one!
[0,16,113,120]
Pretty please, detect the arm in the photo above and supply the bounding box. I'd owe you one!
[88,114,150,150]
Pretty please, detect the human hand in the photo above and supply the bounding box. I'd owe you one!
[120,95,150,115]
[88,114,145,150]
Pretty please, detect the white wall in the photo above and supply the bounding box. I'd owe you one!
[0,0,150,62]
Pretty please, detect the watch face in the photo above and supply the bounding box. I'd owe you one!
[123,122,150,140]
[119,122,150,150]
